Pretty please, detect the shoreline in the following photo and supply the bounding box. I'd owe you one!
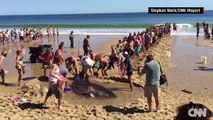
[0,24,154,28]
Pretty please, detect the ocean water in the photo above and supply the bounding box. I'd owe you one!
[0,11,213,35]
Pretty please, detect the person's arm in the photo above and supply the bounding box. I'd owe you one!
[39,53,44,60]
[73,60,78,75]
[0,57,3,67]
[65,57,69,65]
[158,62,163,74]
[141,64,147,74]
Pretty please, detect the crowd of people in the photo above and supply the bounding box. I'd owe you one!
[196,22,213,39]
[0,27,60,44]
[0,23,172,109]
[0,24,212,119]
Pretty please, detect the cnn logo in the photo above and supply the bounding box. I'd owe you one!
[188,108,207,117]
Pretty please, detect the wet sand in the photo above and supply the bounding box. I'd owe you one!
[168,36,213,95]
[0,34,123,80]
[0,35,212,120]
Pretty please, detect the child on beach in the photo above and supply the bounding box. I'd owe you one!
[15,50,26,86]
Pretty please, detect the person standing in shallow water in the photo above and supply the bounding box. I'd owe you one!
[196,22,200,37]
[69,31,74,48]
[83,35,91,56]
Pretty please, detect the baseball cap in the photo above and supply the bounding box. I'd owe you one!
[124,51,128,55]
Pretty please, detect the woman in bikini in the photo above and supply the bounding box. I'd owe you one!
[15,50,25,86]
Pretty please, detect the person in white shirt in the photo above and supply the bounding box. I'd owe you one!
[19,29,24,41]
[44,57,66,109]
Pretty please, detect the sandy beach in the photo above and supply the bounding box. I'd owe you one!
[0,34,212,120]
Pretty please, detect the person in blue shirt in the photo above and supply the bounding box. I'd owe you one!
[141,54,161,112]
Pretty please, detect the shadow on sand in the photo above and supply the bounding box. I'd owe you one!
[22,77,37,81]
[19,102,49,110]
[0,82,17,87]
[23,60,32,65]
[194,67,213,72]
[103,105,145,115]
[38,76,49,82]
[109,76,143,88]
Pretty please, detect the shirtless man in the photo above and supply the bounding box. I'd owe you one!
[108,46,118,69]
[89,50,96,61]
[0,52,7,83]
[83,35,90,56]
[56,27,59,37]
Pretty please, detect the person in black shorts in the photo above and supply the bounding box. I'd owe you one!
[44,57,65,109]
[123,51,133,91]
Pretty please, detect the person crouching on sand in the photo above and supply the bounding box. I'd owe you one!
[15,50,26,87]
[39,48,54,76]
[0,51,8,83]
[44,57,66,109]
[100,55,109,77]
[65,56,78,76]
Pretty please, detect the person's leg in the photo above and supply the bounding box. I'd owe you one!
[83,45,87,56]
[44,93,50,105]
[1,72,5,83]
[44,65,47,76]
[128,75,133,91]
[144,86,152,111]
[155,97,160,112]
[22,66,26,74]
[17,69,22,86]
[71,39,74,48]
[57,98,61,109]
[89,68,93,76]
[153,85,160,112]
[70,40,72,48]
[0,69,5,83]
[101,69,105,77]
[147,97,152,112]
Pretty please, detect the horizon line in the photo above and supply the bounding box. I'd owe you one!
[0,9,212,16]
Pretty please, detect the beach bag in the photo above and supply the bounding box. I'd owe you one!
[160,74,167,85]
[57,75,66,89]
[158,62,168,85]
